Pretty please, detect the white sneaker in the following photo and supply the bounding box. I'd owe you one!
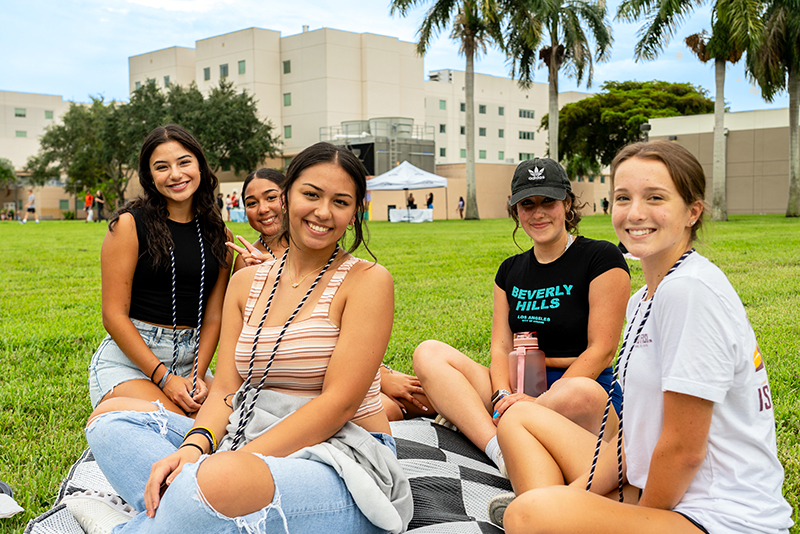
[62,490,137,534]
[488,491,515,527]
[433,414,459,432]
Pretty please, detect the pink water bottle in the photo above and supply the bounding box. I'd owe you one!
[508,331,547,397]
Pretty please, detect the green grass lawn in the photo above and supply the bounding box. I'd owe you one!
[1,214,798,532]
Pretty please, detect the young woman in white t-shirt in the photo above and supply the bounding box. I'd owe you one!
[491,141,793,533]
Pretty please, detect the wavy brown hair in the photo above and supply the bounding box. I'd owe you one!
[109,124,229,269]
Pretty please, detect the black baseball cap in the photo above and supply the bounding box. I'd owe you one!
[509,158,571,206]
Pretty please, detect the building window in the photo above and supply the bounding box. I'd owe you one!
[220,64,229,78]
[460,126,465,135]
[238,60,246,75]
[519,152,535,161]
[439,124,446,133]
[135,81,141,90]
[45,110,54,120]
[59,199,69,210]
[460,149,466,159]
[519,109,535,119]
[519,131,535,140]
[439,99,446,110]
[600,175,606,183]
[479,104,486,114]
[440,147,446,157]
[498,151,505,160]
[283,60,291,74]
[460,102,465,112]
[284,157,293,168]
[479,127,486,137]
[284,125,292,139]
[164,75,170,87]
[15,131,27,138]
[498,129,504,138]
[14,108,26,118]
[203,67,210,81]
[499,106,505,116]
[479,150,487,159]
[284,93,292,107]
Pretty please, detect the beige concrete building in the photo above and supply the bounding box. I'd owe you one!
[129,26,604,219]
[129,46,196,94]
[0,91,76,219]
[649,108,794,214]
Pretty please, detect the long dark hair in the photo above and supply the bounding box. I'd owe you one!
[278,142,374,259]
[110,124,229,269]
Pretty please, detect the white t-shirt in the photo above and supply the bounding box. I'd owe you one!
[621,252,792,533]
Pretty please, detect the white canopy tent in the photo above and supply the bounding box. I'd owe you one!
[367,161,449,221]
[367,160,448,190]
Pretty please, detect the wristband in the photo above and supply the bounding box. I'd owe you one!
[158,370,173,390]
[185,426,217,453]
[179,442,205,455]
[149,362,165,384]
[491,389,511,408]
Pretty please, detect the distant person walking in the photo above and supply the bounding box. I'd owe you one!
[426,192,434,209]
[225,194,232,221]
[457,196,465,219]
[84,191,94,222]
[602,197,609,214]
[95,190,106,222]
[407,192,416,209]
[21,189,38,224]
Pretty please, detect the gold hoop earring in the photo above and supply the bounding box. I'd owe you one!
[282,205,287,214]
[565,210,576,223]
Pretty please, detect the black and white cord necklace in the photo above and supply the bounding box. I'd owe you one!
[585,248,695,500]
[230,245,340,450]
[168,216,205,397]
[258,235,277,260]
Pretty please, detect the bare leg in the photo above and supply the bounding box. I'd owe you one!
[100,379,190,418]
[505,486,702,534]
[536,377,619,439]
[497,402,603,494]
[413,340,495,450]
[196,451,275,517]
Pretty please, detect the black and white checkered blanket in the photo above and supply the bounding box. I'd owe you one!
[25,419,510,533]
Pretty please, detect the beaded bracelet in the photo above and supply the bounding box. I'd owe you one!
[150,362,165,384]
[179,443,205,455]
[185,426,217,453]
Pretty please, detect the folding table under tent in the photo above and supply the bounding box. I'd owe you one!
[367,161,448,222]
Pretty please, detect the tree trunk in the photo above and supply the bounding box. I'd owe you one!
[711,58,728,221]
[465,48,480,220]
[787,67,800,217]
[548,37,560,162]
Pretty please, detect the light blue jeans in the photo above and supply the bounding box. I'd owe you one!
[85,404,394,533]
[88,318,198,407]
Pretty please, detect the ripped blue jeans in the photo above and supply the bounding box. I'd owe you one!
[85,404,390,533]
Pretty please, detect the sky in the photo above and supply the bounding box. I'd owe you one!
[1,0,789,113]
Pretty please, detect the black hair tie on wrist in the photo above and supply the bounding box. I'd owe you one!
[150,362,165,384]
[179,442,205,455]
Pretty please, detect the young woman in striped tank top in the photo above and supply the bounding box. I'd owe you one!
[65,142,411,534]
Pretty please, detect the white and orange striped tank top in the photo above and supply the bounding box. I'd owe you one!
[235,255,384,421]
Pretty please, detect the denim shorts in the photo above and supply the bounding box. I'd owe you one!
[87,318,199,407]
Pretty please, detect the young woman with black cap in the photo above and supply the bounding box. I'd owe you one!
[413,158,631,472]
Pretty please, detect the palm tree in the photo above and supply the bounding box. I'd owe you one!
[497,0,613,162]
[390,0,495,219]
[684,27,746,221]
[746,0,800,217]
[617,0,763,221]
